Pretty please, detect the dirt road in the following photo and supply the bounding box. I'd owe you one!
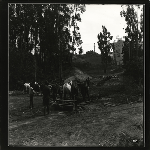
[9,95,143,146]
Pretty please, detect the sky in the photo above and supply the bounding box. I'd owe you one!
[77,4,143,54]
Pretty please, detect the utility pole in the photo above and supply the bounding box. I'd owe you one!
[94,43,95,52]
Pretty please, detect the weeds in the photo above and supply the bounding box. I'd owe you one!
[117,132,143,147]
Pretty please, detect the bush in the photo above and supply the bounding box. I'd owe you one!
[124,57,143,84]
[99,84,125,97]
[122,75,143,97]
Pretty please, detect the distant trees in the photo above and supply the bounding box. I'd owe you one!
[9,4,85,90]
[97,25,113,73]
[120,5,143,84]
[86,50,99,55]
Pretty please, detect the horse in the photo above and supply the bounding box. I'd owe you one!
[77,78,90,102]
[63,77,90,102]
[63,82,72,100]
[70,80,79,100]
[63,80,79,100]
[48,82,63,102]
[24,83,30,94]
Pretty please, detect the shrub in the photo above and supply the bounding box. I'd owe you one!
[124,57,143,84]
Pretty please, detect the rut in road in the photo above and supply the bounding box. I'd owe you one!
[9,111,66,129]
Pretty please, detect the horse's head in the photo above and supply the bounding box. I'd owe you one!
[68,80,72,86]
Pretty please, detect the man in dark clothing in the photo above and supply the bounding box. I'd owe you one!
[29,85,34,109]
[51,84,58,102]
[86,77,90,88]
[42,80,51,116]
[77,78,90,102]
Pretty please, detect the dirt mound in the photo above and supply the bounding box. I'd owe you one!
[74,68,92,81]
[64,68,92,83]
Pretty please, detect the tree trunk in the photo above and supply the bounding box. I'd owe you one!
[24,25,27,83]
[59,39,62,81]
[104,61,107,74]
[34,26,37,82]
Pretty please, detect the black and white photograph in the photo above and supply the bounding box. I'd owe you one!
[8,3,144,147]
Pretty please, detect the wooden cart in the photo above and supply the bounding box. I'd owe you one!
[55,99,77,111]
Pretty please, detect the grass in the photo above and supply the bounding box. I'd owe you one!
[8,62,143,147]
[9,95,143,146]
[9,74,143,147]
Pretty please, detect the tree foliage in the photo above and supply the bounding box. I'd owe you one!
[97,25,113,73]
[120,5,143,60]
[78,46,83,55]
[9,4,86,90]
[120,5,143,84]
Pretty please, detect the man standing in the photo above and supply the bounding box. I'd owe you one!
[42,80,51,116]
[29,85,34,109]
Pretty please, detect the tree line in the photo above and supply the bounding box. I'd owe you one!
[9,4,86,90]
[120,5,143,84]
[97,5,143,84]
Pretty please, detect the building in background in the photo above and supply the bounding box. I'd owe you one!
[113,38,124,65]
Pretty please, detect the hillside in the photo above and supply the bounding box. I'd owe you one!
[64,68,92,83]
[73,53,102,65]
[71,53,122,78]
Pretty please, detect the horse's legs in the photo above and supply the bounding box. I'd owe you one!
[86,90,89,101]
[83,95,86,102]
[70,92,73,100]
[81,92,85,102]
[52,93,55,102]
[64,92,66,100]
[44,106,46,116]
[87,87,90,101]
[47,104,49,114]
[59,92,62,100]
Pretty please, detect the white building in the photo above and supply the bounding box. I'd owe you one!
[113,39,124,65]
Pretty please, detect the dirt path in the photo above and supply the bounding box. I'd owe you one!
[9,101,143,129]
[9,116,43,129]
[9,111,67,129]
[9,101,143,146]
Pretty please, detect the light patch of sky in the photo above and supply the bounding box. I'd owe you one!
[77,4,142,54]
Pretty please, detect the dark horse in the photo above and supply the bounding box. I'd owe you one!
[51,83,63,102]
[77,77,90,102]
[40,81,63,103]
[70,80,79,100]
